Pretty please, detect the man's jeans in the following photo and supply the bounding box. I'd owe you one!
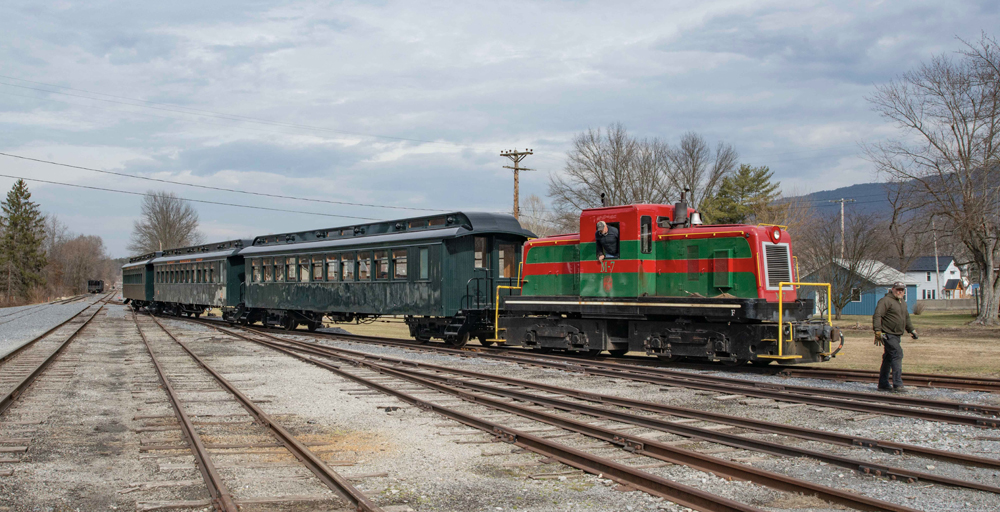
[879,333,904,388]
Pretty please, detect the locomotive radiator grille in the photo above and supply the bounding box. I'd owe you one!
[763,243,792,289]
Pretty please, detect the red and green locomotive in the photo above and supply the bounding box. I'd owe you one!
[499,199,841,365]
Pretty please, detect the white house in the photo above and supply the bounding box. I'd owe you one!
[892,256,962,300]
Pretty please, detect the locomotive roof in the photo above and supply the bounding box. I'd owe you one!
[246,211,534,251]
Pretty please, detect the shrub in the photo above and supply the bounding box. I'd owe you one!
[913,302,926,315]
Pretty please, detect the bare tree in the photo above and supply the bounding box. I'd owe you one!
[879,180,934,272]
[128,191,203,254]
[548,124,735,227]
[798,212,885,319]
[667,132,739,210]
[864,33,1000,325]
[518,194,560,237]
[752,193,817,236]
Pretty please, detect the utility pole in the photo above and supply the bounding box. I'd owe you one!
[828,198,855,260]
[932,218,941,300]
[500,149,534,220]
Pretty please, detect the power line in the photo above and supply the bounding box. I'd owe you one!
[0,152,444,213]
[0,173,379,220]
[0,77,486,149]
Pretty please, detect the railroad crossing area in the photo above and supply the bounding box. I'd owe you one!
[1,295,999,511]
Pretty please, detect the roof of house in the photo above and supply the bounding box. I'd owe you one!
[832,259,918,286]
[889,255,954,272]
[944,278,963,290]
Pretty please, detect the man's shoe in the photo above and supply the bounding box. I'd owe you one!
[877,385,893,392]
[893,386,908,393]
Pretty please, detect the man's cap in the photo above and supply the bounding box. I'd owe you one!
[892,282,906,290]
[596,221,606,229]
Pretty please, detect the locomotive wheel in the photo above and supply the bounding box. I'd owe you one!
[282,317,296,331]
[478,335,495,347]
[608,349,628,357]
[447,332,470,349]
[307,322,319,332]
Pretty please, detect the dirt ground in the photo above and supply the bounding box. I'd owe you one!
[827,312,1000,377]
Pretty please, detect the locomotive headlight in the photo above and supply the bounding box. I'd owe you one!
[771,227,781,242]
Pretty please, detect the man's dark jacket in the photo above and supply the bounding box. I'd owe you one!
[595,226,619,258]
[872,291,914,335]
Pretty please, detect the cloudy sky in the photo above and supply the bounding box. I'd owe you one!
[2,1,996,256]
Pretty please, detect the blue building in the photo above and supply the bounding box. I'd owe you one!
[802,259,917,316]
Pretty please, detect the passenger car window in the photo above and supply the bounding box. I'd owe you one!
[299,257,310,282]
[498,244,516,278]
[393,249,407,279]
[341,253,355,281]
[275,259,285,282]
[419,248,429,280]
[312,257,324,281]
[326,255,338,281]
[264,258,274,282]
[474,237,489,269]
[252,259,261,283]
[358,252,371,281]
[374,251,389,280]
[286,257,297,281]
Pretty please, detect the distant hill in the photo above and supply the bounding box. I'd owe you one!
[790,182,894,219]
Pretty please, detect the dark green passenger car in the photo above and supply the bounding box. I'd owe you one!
[237,212,533,346]
[150,240,249,316]
[122,252,159,307]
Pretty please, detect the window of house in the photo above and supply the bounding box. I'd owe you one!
[850,288,862,302]
[342,253,355,281]
[640,216,652,254]
[419,247,429,280]
[926,272,931,281]
[299,257,310,282]
[312,257,324,281]
[498,244,516,279]
[286,257,297,281]
[326,255,338,281]
[358,252,371,280]
[375,250,389,280]
[393,249,407,279]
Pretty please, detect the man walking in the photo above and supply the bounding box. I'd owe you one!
[872,282,918,392]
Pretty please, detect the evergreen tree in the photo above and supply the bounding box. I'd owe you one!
[700,164,780,224]
[0,180,46,302]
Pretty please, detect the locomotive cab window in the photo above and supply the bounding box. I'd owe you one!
[392,249,407,279]
[595,221,620,260]
[499,244,517,278]
[640,216,652,254]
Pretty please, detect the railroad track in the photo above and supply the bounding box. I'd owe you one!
[0,293,111,416]
[207,325,1000,429]
[132,312,382,512]
[173,316,973,512]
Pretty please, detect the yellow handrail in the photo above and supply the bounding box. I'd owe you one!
[775,281,831,357]
[491,261,524,342]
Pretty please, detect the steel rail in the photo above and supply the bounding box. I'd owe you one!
[146,314,383,512]
[238,328,1000,494]
[0,295,111,416]
[0,293,109,367]
[267,329,998,428]
[133,311,238,512]
[487,350,1000,417]
[208,323,925,512]
[0,294,92,326]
